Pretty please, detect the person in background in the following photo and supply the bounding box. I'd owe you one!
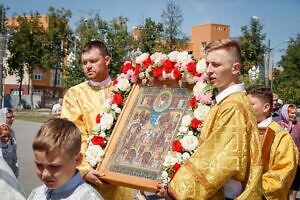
[247,85,298,199]
[61,40,132,200]
[28,118,103,200]
[52,98,63,118]
[0,124,19,178]
[278,104,300,200]
[271,93,281,121]
[157,39,262,199]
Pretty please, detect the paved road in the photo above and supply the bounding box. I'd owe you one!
[13,120,42,197]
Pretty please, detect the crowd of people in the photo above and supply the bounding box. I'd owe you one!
[0,38,299,200]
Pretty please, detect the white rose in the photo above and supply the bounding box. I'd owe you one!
[196,59,207,74]
[181,135,199,151]
[176,51,192,63]
[162,151,182,167]
[151,52,167,64]
[100,113,114,131]
[179,126,189,133]
[181,114,192,127]
[168,51,179,62]
[185,73,196,84]
[136,53,149,64]
[117,78,131,92]
[194,104,210,120]
[99,131,106,137]
[103,101,111,112]
[85,145,105,167]
[193,81,206,96]
[181,152,191,161]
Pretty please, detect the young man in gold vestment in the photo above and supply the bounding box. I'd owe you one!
[157,39,263,199]
[247,85,298,200]
[61,40,132,200]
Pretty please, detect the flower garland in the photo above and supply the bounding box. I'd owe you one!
[85,51,213,183]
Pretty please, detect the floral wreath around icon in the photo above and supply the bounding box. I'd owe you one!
[84,51,213,184]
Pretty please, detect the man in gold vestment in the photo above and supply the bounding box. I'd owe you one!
[61,40,132,200]
[157,39,262,199]
[247,85,298,199]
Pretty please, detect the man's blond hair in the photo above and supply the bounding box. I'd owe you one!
[205,39,242,64]
[33,118,81,157]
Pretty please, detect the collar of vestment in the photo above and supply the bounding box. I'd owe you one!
[45,170,84,198]
[215,83,245,104]
[258,116,272,128]
[88,76,111,90]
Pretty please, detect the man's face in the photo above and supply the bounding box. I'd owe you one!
[272,95,278,109]
[81,48,110,82]
[34,149,82,189]
[6,112,14,126]
[0,125,11,144]
[247,94,270,123]
[206,49,239,92]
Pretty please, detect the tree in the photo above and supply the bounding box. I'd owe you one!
[272,35,300,104]
[161,0,186,52]
[106,16,134,77]
[41,7,72,97]
[7,12,46,108]
[239,17,266,78]
[138,18,163,54]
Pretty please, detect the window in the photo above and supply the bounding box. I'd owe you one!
[33,72,44,80]
[201,42,207,55]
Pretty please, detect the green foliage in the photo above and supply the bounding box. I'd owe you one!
[239,17,266,75]
[138,18,163,53]
[161,0,185,52]
[7,12,46,106]
[273,35,300,105]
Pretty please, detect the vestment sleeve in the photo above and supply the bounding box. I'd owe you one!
[263,132,299,199]
[170,103,261,199]
[61,88,92,176]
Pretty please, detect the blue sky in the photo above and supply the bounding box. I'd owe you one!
[2,0,300,63]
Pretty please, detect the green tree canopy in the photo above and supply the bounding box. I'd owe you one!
[273,34,300,105]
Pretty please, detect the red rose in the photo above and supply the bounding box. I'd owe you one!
[163,59,175,73]
[172,140,183,153]
[134,64,141,76]
[142,55,153,68]
[152,67,163,79]
[190,118,203,129]
[113,79,118,86]
[121,61,134,74]
[172,163,181,172]
[96,114,101,124]
[172,68,182,80]
[186,61,197,75]
[91,136,105,147]
[189,97,197,109]
[112,93,123,105]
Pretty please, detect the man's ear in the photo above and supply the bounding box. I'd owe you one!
[104,55,111,66]
[232,62,241,75]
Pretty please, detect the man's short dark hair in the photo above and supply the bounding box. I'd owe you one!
[81,40,108,56]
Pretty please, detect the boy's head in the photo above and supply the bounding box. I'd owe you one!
[6,109,14,126]
[246,85,273,123]
[32,118,82,189]
[0,124,11,144]
[205,39,242,92]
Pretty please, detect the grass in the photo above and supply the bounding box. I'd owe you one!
[15,113,51,123]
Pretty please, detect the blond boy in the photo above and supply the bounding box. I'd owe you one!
[28,118,103,200]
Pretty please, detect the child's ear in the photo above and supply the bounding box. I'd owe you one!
[263,103,271,114]
[75,153,83,166]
